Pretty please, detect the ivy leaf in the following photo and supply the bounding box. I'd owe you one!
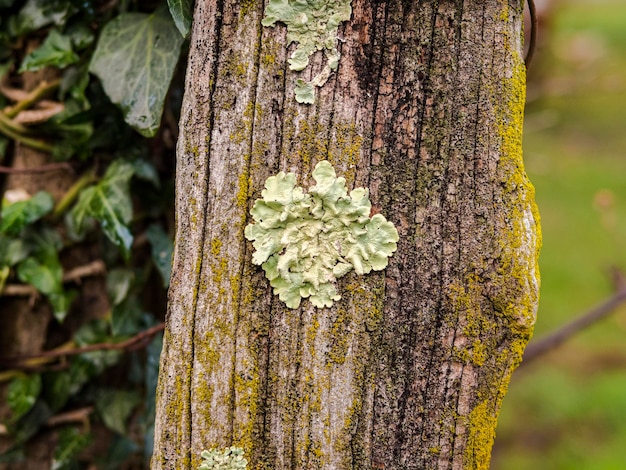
[16,255,75,322]
[0,191,54,236]
[65,23,95,51]
[146,224,173,287]
[89,8,184,137]
[17,256,62,299]
[43,370,72,412]
[106,268,134,306]
[8,0,75,37]
[111,297,143,337]
[142,332,162,459]
[4,400,52,453]
[7,374,41,423]
[51,427,92,470]
[19,29,79,72]
[0,235,30,266]
[96,389,141,435]
[167,0,193,38]
[14,226,75,321]
[130,159,161,188]
[48,291,78,321]
[100,435,139,470]
[70,160,134,259]
[74,319,122,371]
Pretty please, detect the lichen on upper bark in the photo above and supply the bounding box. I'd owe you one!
[261,0,352,104]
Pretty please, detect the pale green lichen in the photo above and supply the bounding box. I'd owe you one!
[261,0,352,104]
[198,447,247,469]
[244,161,398,309]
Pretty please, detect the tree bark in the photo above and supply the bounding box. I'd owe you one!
[153,1,540,469]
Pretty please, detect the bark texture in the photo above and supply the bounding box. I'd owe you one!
[153,1,540,469]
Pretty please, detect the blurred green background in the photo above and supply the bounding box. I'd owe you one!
[492,0,626,468]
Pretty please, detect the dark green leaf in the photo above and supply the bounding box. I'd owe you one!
[50,121,93,161]
[70,160,134,259]
[6,400,52,450]
[0,191,54,236]
[146,224,172,287]
[17,256,62,296]
[142,333,162,459]
[74,320,122,371]
[106,268,134,306]
[9,0,75,37]
[51,427,92,470]
[0,135,9,161]
[59,65,89,104]
[7,374,41,423]
[43,370,72,412]
[0,235,30,266]
[95,389,141,434]
[24,223,62,253]
[130,159,160,188]
[74,317,110,345]
[167,0,193,38]
[19,29,79,72]
[100,435,139,470]
[0,0,18,8]
[111,297,143,336]
[0,447,24,464]
[89,9,184,137]
[48,290,77,322]
[15,231,74,322]
[65,23,94,51]
[17,254,73,322]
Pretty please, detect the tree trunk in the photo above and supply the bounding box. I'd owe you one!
[152,1,540,469]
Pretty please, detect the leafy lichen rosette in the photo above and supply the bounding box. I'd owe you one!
[244,161,399,309]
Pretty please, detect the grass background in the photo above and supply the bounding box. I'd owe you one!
[491,1,626,468]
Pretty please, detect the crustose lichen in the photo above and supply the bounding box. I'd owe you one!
[244,161,399,309]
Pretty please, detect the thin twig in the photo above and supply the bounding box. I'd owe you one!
[1,260,107,297]
[0,162,73,174]
[525,0,538,68]
[46,406,94,428]
[0,284,38,297]
[522,288,626,366]
[13,101,64,125]
[51,170,98,221]
[0,117,53,152]
[0,323,165,368]
[4,79,61,119]
[0,109,32,135]
[62,260,107,283]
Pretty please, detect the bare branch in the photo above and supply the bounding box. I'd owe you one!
[0,162,74,174]
[0,323,165,369]
[522,287,626,366]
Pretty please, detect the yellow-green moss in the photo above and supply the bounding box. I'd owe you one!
[233,359,261,456]
[464,400,498,469]
[239,0,257,18]
[327,307,349,364]
[211,238,222,256]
